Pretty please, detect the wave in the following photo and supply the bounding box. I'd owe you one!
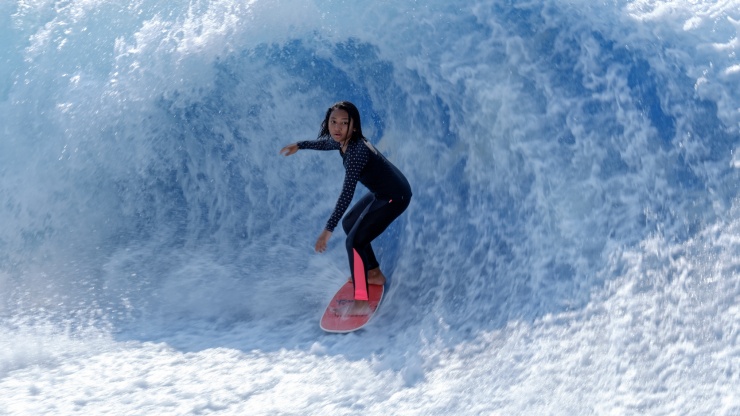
[0,0,738,338]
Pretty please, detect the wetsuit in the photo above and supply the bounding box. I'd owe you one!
[297,138,412,300]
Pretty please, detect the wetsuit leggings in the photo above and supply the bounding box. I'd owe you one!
[342,193,411,300]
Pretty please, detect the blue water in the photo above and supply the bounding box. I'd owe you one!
[1,1,739,414]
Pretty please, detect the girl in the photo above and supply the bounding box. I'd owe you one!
[280,101,412,308]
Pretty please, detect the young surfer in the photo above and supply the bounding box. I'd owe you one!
[280,101,412,310]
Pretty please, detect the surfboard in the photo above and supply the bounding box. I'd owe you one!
[320,281,385,333]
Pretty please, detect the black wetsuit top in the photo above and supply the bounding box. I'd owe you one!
[297,138,412,232]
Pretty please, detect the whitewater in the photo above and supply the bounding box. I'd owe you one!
[1,0,738,414]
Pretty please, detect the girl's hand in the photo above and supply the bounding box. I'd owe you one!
[280,143,299,156]
[315,229,332,253]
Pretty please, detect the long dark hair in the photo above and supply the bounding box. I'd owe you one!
[317,101,365,142]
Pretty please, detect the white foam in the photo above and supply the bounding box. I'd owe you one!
[1,0,739,414]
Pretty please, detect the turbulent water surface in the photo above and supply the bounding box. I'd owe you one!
[1,0,739,414]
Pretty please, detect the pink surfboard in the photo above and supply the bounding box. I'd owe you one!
[320,282,385,333]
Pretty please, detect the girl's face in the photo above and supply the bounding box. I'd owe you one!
[328,109,353,143]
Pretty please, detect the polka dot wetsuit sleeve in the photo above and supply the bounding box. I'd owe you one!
[326,142,368,232]
[296,139,340,151]
[296,138,367,232]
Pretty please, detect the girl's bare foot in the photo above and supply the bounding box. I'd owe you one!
[345,268,386,285]
[367,267,386,285]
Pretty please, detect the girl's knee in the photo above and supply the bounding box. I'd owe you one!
[345,236,355,253]
[341,217,352,233]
